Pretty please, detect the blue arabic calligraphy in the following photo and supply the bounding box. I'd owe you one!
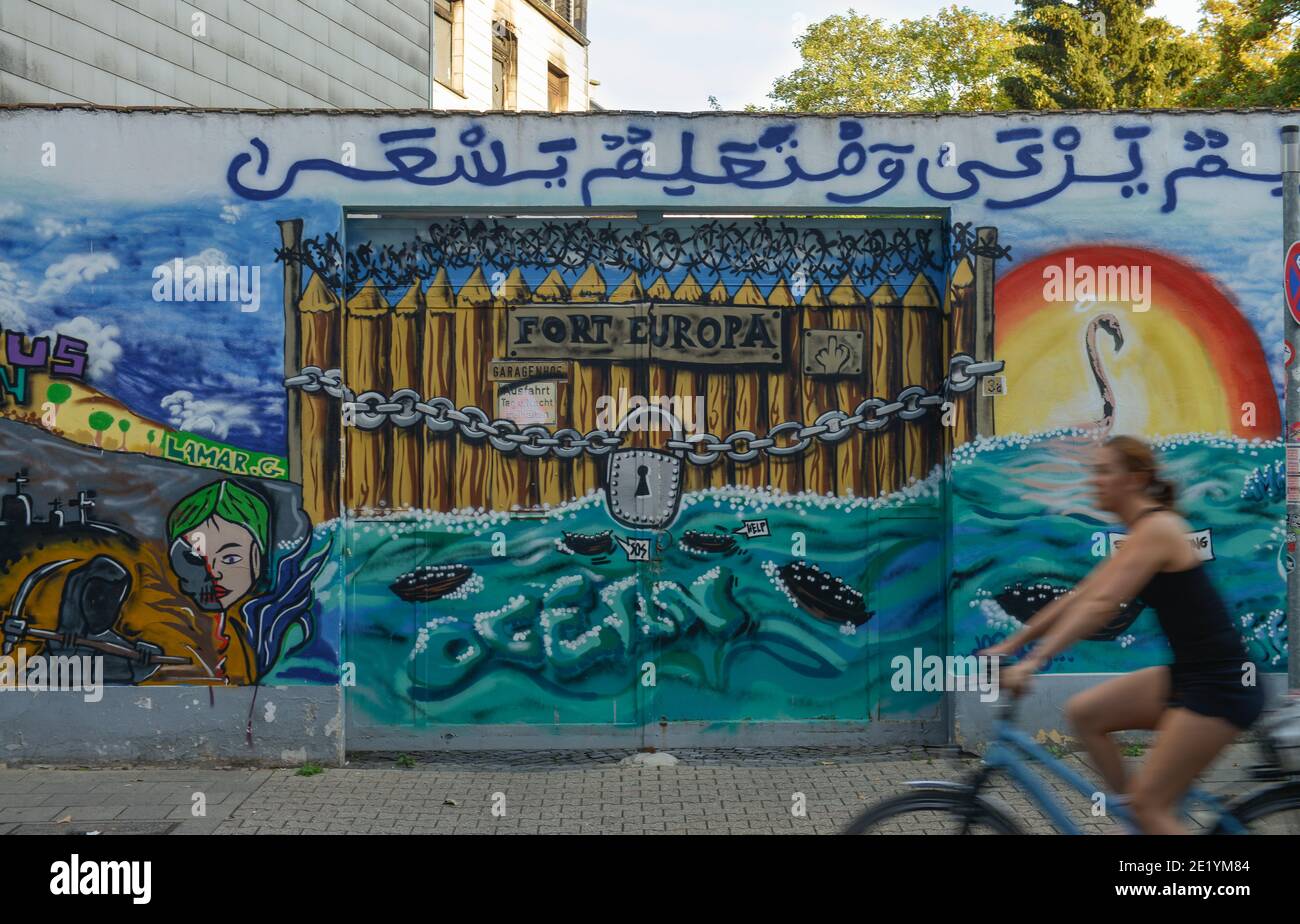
[225,120,1283,213]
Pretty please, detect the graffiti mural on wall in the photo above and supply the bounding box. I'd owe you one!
[276,215,990,725]
[0,110,1286,739]
[0,197,338,688]
[953,244,1285,673]
[0,458,334,685]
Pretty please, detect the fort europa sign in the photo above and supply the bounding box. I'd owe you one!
[506,304,784,365]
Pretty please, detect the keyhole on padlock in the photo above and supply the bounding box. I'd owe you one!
[635,465,652,498]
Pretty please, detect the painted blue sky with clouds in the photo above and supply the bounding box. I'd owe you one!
[0,190,338,456]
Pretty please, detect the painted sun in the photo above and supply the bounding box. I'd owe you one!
[993,245,1278,439]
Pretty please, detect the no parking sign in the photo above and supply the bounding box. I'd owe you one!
[1287,241,1300,325]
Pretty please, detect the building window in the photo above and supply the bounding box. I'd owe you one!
[547,63,568,113]
[433,0,463,92]
[545,0,586,34]
[492,22,517,110]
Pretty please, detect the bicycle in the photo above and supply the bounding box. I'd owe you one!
[842,696,1300,834]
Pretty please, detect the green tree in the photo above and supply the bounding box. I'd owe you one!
[44,382,71,429]
[1001,0,1210,109]
[146,429,156,455]
[764,7,1030,112]
[1182,0,1300,105]
[117,417,131,450]
[87,410,113,449]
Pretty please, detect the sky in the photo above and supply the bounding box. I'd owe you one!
[586,0,1210,111]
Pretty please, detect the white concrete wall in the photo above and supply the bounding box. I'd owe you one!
[0,0,589,110]
[435,0,587,111]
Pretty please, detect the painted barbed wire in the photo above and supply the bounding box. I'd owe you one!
[950,221,1012,263]
[278,218,1007,295]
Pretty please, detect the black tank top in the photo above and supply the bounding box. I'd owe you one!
[1129,506,1246,664]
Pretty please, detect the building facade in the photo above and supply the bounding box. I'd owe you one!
[0,0,591,110]
[0,105,1289,762]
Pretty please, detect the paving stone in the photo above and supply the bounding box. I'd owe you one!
[0,742,1268,834]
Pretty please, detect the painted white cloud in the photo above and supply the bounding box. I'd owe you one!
[152,248,231,279]
[37,252,120,298]
[42,316,122,380]
[186,247,230,267]
[35,217,75,239]
[0,202,23,221]
[220,204,245,224]
[0,298,30,330]
[0,261,34,330]
[160,389,265,439]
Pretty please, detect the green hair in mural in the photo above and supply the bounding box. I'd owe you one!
[167,479,270,552]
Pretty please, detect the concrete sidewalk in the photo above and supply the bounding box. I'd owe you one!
[0,741,1270,835]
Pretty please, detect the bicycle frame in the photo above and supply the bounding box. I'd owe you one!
[966,715,1249,834]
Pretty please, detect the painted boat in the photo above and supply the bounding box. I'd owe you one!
[389,563,474,602]
[680,529,738,554]
[779,561,872,626]
[562,531,614,556]
[994,580,1146,642]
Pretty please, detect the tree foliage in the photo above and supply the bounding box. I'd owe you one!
[1001,0,1210,109]
[1182,0,1300,105]
[764,6,1029,112]
[761,0,1298,111]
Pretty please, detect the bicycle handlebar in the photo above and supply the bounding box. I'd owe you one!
[987,654,1026,724]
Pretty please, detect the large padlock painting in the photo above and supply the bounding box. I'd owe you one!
[606,448,683,529]
[605,406,686,530]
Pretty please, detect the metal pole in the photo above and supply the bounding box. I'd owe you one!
[1283,125,1299,692]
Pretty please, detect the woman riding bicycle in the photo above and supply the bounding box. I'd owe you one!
[984,435,1264,834]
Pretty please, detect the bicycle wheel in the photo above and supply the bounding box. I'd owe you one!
[843,788,1025,835]
[1213,781,1300,834]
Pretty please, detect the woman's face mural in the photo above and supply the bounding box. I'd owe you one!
[167,481,271,613]
[173,518,263,610]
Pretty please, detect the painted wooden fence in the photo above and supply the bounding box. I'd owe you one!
[279,222,998,523]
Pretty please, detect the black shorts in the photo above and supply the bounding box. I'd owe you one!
[1167,659,1265,731]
